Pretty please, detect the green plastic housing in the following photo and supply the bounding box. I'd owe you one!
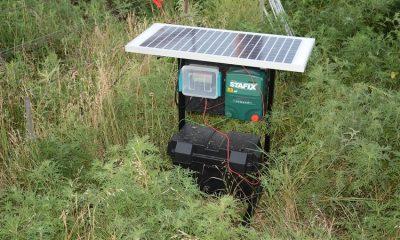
[225,67,266,121]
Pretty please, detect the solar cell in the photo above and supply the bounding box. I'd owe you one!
[146,26,178,48]
[231,34,253,57]
[155,27,183,49]
[222,33,246,57]
[140,26,169,47]
[163,28,192,49]
[255,37,276,60]
[213,33,237,55]
[202,32,229,54]
[266,37,285,61]
[188,30,215,52]
[171,29,199,51]
[126,23,315,72]
[180,29,207,51]
[239,35,262,59]
[196,31,223,53]
[284,39,301,64]
[275,38,294,62]
[247,36,268,60]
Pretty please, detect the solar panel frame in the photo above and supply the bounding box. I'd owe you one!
[125,23,315,72]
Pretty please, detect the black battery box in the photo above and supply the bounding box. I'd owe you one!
[167,123,262,197]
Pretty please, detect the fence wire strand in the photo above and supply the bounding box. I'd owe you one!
[0,3,128,55]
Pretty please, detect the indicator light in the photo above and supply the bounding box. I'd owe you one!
[251,114,260,122]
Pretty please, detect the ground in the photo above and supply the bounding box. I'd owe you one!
[0,0,400,239]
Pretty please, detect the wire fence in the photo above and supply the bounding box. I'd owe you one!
[0,3,135,56]
[0,4,27,15]
[0,2,130,142]
[0,30,64,55]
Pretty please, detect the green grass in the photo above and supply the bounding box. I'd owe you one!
[1,0,400,239]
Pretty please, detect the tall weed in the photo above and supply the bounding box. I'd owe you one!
[0,0,399,239]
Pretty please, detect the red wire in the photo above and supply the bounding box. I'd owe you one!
[202,99,260,186]
[205,101,224,110]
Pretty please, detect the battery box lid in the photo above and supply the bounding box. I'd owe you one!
[179,65,221,99]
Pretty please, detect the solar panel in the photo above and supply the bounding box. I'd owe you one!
[125,23,315,72]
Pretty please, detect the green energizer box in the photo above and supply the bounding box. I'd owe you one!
[225,67,266,122]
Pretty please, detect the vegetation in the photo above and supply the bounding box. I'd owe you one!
[1,0,399,239]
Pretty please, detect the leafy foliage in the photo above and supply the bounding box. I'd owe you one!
[0,137,255,239]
